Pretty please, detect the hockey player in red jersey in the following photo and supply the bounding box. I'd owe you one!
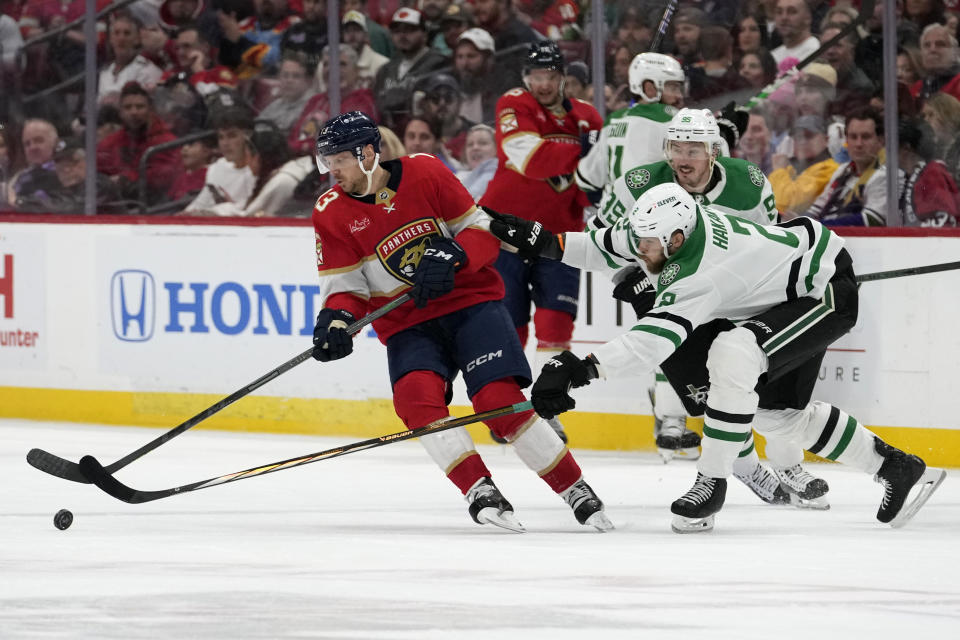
[479,41,602,443]
[309,111,612,532]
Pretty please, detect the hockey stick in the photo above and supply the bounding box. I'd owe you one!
[855,260,960,283]
[738,0,876,113]
[649,0,680,53]
[78,401,534,504]
[26,294,412,484]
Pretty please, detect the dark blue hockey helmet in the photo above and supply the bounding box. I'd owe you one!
[522,40,566,75]
[315,111,381,173]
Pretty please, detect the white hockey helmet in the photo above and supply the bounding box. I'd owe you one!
[664,108,723,169]
[628,52,685,103]
[628,183,698,258]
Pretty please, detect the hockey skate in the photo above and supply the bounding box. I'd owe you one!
[733,461,791,506]
[670,473,726,533]
[655,417,701,463]
[775,464,831,510]
[466,477,525,532]
[873,438,946,528]
[561,479,614,532]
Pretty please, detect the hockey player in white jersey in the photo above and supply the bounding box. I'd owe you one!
[575,52,685,210]
[487,182,946,532]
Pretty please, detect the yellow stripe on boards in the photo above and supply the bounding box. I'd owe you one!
[2,387,959,467]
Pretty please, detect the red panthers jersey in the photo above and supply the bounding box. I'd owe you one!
[312,154,503,342]
[480,88,602,234]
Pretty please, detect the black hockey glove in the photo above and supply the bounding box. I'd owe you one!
[486,208,564,260]
[410,236,467,308]
[716,101,749,152]
[580,128,598,158]
[612,267,656,318]
[530,351,599,419]
[312,308,356,362]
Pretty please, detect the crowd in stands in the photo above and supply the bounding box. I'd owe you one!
[1,0,959,225]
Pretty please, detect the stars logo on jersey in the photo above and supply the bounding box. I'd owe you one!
[685,384,709,406]
[748,164,764,188]
[625,168,651,190]
[376,218,442,284]
[659,262,681,287]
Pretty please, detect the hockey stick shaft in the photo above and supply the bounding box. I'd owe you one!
[649,0,679,53]
[79,401,534,504]
[739,0,875,112]
[27,294,411,483]
[856,260,960,283]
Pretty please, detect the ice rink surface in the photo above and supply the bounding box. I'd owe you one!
[2,419,959,640]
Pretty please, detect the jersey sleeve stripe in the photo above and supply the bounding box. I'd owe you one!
[803,226,833,293]
[447,204,480,228]
[588,230,626,269]
[630,324,683,349]
[317,259,366,276]
[601,227,637,263]
[645,311,694,339]
[786,257,801,301]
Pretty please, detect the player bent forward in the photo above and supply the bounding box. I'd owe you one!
[487,181,946,532]
[310,111,612,532]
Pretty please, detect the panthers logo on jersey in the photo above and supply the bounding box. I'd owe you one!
[659,262,681,287]
[748,164,765,188]
[376,218,443,284]
[625,168,651,190]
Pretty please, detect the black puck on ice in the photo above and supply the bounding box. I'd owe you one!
[53,509,73,530]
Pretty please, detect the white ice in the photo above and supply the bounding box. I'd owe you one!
[2,419,959,640]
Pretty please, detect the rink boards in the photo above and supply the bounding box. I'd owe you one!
[1,216,959,466]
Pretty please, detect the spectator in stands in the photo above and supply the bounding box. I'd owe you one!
[437,3,475,54]
[689,25,751,101]
[613,6,652,52]
[794,63,836,118]
[609,44,636,90]
[217,0,301,78]
[682,0,738,29]
[0,123,21,209]
[290,45,379,156]
[168,135,216,201]
[99,13,165,105]
[456,123,498,201]
[158,0,222,48]
[152,71,209,136]
[921,92,960,187]
[164,25,238,97]
[770,114,838,219]
[403,116,460,171]
[736,109,774,174]
[564,60,591,101]
[183,107,256,213]
[421,0,453,50]
[517,0,580,41]
[453,27,500,124]
[97,82,181,201]
[373,8,448,130]
[671,8,705,65]
[8,118,60,209]
[341,0,395,59]
[472,0,540,51]
[414,73,473,162]
[259,53,315,138]
[898,115,960,227]
[377,126,406,161]
[733,13,769,56]
[904,0,948,31]
[0,10,23,68]
[807,107,887,227]
[898,45,925,87]
[820,22,874,105]
[281,0,327,71]
[315,10,388,92]
[34,138,124,214]
[912,23,960,103]
[738,48,778,89]
[771,0,819,66]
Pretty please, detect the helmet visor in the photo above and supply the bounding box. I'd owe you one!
[665,140,710,162]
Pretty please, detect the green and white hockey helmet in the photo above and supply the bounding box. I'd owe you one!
[628,183,698,258]
[664,108,722,166]
[629,52,685,103]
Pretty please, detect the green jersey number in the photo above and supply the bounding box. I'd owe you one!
[608,144,625,182]
[729,217,800,247]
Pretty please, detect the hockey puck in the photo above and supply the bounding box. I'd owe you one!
[53,509,73,530]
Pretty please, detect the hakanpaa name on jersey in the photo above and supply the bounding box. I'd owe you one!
[562,208,846,378]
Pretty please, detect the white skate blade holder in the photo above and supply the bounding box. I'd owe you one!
[475,506,526,532]
[789,494,831,510]
[585,511,615,532]
[889,467,947,529]
[671,513,715,534]
[657,446,701,464]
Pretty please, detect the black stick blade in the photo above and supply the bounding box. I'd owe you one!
[27,449,90,483]
[79,455,140,503]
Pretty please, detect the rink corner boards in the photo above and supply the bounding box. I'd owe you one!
[2,386,959,468]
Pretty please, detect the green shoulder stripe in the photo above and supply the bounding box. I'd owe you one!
[632,324,683,349]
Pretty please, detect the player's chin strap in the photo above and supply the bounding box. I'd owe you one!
[356,152,381,197]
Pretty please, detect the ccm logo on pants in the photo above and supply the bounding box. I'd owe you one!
[466,350,503,372]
